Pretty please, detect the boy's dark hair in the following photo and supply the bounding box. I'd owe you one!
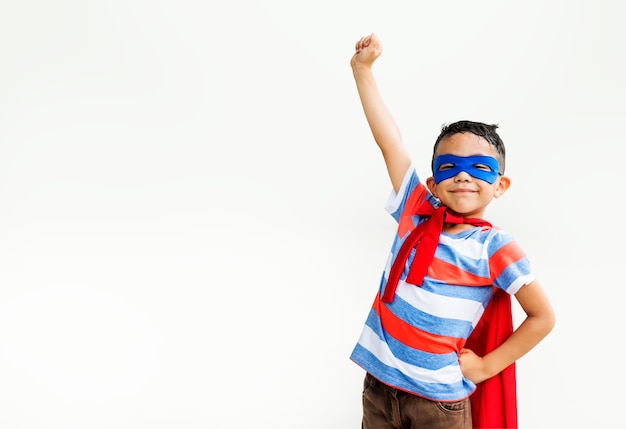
[432,120,506,174]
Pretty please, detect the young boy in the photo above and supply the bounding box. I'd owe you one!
[349,33,555,429]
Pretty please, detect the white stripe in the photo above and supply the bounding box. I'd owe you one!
[439,233,489,260]
[507,274,535,295]
[358,325,463,384]
[395,280,485,326]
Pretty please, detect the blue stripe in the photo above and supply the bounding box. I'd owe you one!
[486,229,513,250]
[386,296,474,338]
[421,280,493,302]
[350,344,476,401]
[495,257,532,291]
[435,240,492,278]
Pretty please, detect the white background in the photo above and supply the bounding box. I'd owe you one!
[0,1,624,428]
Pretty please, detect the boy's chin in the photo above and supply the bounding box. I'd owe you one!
[445,204,485,218]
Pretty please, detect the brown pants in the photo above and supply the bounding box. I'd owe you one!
[362,373,472,429]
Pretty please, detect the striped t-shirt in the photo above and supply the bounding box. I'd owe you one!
[350,165,534,401]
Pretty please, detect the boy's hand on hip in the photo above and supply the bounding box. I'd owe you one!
[458,348,490,384]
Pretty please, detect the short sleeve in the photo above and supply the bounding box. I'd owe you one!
[488,230,535,295]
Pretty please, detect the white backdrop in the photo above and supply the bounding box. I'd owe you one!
[0,1,624,428]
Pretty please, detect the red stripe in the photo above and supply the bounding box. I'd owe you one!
[373,293,465,354]
[427,257,492,286]
[397,183,429,238]
[489,241,526,282]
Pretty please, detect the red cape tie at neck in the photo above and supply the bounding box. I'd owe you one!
[382,199,491,303]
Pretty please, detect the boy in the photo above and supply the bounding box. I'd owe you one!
[349,33,555,429]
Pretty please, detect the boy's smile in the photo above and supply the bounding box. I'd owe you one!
[426,132,510,221]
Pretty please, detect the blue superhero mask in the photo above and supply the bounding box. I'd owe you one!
[433,154,500,184]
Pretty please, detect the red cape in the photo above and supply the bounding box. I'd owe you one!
[464,288,518,429]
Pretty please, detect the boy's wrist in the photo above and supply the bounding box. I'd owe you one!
[351,62,374,80]
[481,353,508,381]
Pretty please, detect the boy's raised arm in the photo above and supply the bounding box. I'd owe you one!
[351,33,412,193]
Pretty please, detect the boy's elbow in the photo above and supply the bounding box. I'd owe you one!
[542,308,556,337]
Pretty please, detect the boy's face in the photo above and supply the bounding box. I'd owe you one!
[426,132,510,218]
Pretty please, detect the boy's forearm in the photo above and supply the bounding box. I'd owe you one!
[481,312,555,380]
[352,63,410,191]
[352,63,403,153]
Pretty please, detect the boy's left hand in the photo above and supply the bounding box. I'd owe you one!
[458,348,490,384]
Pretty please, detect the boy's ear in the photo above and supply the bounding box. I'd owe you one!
[426,176,437,196]
[494,175,511,198]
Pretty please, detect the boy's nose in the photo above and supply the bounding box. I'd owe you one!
[453,170,473,182]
